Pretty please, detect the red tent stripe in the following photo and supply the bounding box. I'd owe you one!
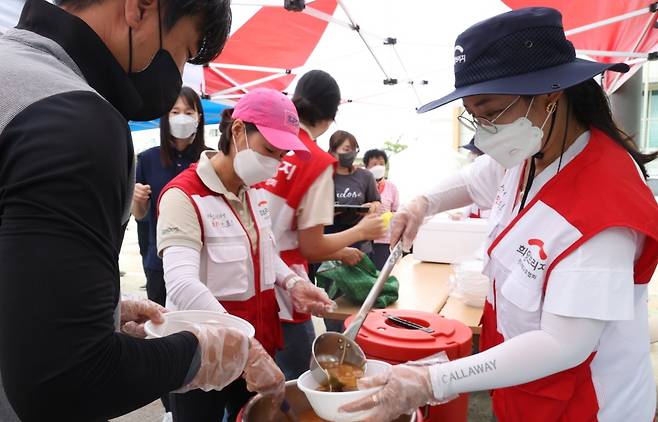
[205,0,338,96]
[502,1,658,92]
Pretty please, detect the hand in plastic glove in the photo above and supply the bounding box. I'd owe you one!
[355,213,386,241]
[178,325,250,393]
[289,278,337,317]
[389,196,429,252]
[339,247,364,266]
[448,211,466,221]
[338,364,434,422]
[120,298,167,338]
[243,338,285,404]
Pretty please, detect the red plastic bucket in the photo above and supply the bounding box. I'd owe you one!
[344,309,473,422]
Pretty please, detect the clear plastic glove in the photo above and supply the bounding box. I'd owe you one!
[339,247,364,266]
[355,213,386,241]
[447,211,466,221]
[120,298,166,339]
[389,196,429,252]
[289,278,337,317]
[178,325,250,393]
[243,338,285,404]
[338,364,434,422]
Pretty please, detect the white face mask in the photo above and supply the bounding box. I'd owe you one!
[474,97,553,169]
[233,129,281,187]
[169,114,199,139]
[369,165,386,180]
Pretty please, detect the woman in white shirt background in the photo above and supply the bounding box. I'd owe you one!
[340,7,658,422]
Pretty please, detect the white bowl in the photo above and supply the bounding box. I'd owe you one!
[144,310,255,339]
[297,359,391,422]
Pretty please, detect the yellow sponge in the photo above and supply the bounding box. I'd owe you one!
[381,211,394,229]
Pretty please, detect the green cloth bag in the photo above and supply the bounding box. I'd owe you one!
[316,254,399,308]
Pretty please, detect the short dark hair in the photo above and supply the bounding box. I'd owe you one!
[159,86,206,167]
[217,109,259,155]
[328,130,359,154]
[292,70,341,126]
[363,149,388,167]
[55,0,231,65]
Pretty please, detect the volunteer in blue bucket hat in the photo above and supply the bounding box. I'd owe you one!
[340,7,658,422]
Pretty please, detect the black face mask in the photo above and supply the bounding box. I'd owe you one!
[338,152,356,168]
[127,0,182,121]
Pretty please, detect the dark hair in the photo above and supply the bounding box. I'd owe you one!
[55,0,231,65]
[363,149,388,167]
[292,70,341,126]
[217,109,259,155]
[565,78,657,179]
[328,130,359,154]
[159,86,206,167]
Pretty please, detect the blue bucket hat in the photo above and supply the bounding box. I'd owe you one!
[418,7,629,113]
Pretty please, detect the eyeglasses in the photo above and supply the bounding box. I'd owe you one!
[458,96,520,134]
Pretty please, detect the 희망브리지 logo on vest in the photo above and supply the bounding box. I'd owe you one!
[516,238,548,279]
[258,200,271,218]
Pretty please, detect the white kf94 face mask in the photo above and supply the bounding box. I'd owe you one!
[474,97,553,169]
[369,165,386,180]
[233,129,281,186]
[169,114,199,139]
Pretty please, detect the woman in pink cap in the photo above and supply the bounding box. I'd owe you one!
[156,88,335,422]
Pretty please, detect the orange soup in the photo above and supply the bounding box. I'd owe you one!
[316,361,365,392]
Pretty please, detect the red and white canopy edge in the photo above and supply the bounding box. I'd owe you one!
[182,1,657,157]
[183,0,509,157]
[504,0,658,94]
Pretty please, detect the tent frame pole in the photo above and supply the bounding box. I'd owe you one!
[211,72,292,97]
[336,0,393,81]
[576,49,649,58]
[608,12,656,93]
[208,62,291,74]
[208,67,250,94]
[565,4,657,36]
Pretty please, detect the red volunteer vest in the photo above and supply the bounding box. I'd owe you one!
[260,130,337,322]
[161,165,283,355]
[479,129,658,421]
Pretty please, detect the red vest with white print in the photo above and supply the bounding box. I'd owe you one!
[479,129,658,421]
[162,165,282,355]
[259,130,337,322]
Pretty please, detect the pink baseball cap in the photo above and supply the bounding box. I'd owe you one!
[232,88,310,160]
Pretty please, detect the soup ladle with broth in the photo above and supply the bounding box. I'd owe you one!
[315,361,365,392]
[310,242,404,391]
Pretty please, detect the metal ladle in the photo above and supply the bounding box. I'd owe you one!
[310,242,404,390]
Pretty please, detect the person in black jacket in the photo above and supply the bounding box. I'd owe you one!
[0,1,284,421]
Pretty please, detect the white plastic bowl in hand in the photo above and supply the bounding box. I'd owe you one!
[297,359,391,422]
[144,310,255,339]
